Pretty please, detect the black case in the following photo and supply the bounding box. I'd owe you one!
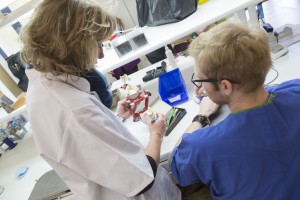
[136,0,198,27]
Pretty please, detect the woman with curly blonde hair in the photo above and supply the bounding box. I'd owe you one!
[20,0,180,199]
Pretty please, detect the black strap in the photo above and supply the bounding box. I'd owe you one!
[192,114,210,127]
[136,155,157,195]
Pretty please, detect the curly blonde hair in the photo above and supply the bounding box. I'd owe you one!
[20,0,116,76]
[189,21,272,93]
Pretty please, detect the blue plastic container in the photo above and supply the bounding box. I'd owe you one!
[2,137,16,149]
[158,68,189,106]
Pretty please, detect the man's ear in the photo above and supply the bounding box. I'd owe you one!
[219,80,233,95]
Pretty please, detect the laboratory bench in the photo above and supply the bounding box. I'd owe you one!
[96,0,262,74]
[109,43,300,169]
[0,45,299,199]
[5,0,300,199]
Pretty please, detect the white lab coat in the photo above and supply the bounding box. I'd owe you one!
[25,69,181,200]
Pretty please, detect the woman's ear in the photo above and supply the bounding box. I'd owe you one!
[219,80,233,96]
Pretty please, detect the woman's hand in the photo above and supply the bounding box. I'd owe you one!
[116,98,137,119]
[143,113,166,141]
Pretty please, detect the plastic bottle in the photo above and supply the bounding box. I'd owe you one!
[165,46,177,69]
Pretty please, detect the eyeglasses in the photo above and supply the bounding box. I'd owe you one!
[191,73,239,88]
[191,73,218,88]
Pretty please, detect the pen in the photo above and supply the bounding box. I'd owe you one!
[168,109,182,127]
[194,93,208,104]
[151,114,158,123]
[197,93,207,99]
[167,108,177,127]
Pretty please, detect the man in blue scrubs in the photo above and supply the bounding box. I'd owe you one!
[171,21,300,200]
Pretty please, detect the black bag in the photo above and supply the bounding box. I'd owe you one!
[136,0,198,27]
[5,52,29,92]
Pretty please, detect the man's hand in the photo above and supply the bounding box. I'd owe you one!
[194,86,205,97]
[194,86,219,117]
[199,96,219,117]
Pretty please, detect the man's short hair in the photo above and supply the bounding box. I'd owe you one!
[189,21,272,93]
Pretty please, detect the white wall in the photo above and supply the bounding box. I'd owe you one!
[0,0,18,10]
[0,0,34,85]
[117,0,139,29]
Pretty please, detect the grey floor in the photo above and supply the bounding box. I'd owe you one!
[180,183,212,200]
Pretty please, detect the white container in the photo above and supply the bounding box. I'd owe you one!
[126,28,148,50]
[165,46,177,69]
[111,35,132,57]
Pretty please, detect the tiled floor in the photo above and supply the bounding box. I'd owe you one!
[0,1,299,200]
[0,129,52,200]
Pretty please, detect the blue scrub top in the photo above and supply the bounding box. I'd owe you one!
[82,69,112,108]
[171,79,300,200]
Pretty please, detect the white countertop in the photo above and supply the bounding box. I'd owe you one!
[112,42,300,161]
[0,48,298,198]
[96,0,262,73]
